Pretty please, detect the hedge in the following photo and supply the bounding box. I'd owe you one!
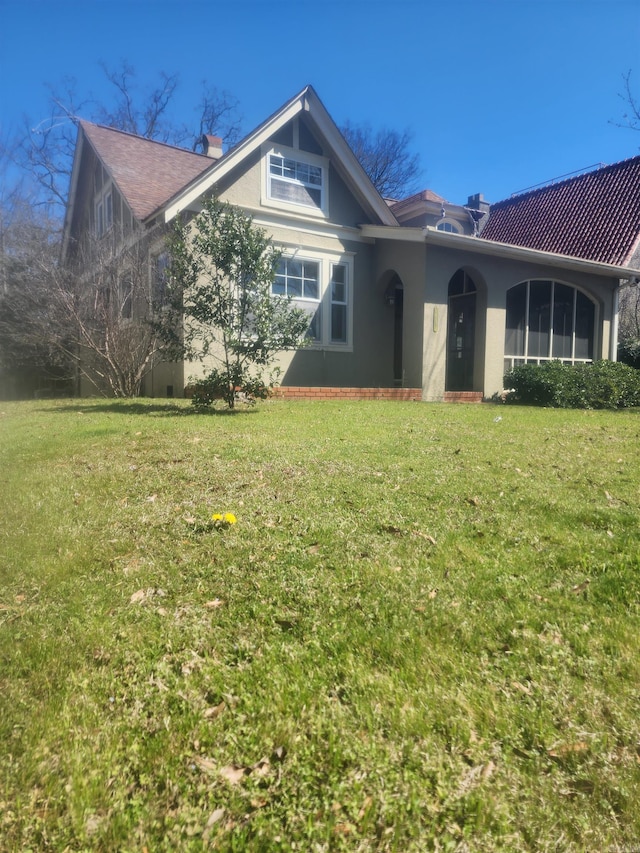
[503,361,640,409]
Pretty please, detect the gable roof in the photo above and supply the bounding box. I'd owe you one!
[162,85,398,227]
[79,122,214,221]
[480,156,640,267]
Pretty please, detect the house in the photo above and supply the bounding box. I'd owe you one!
[62,85,640,401]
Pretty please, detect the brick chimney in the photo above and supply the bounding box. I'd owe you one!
[201,134,223,159]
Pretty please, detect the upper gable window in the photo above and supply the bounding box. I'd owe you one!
[263,145,328,217]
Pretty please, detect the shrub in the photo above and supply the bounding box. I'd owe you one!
[188,367,272,410]
[504,361,640,409]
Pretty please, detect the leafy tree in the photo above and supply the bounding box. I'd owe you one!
[168,197,310,409]
[340,122,422,198]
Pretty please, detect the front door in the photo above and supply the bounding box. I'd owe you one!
[446,271,477,392]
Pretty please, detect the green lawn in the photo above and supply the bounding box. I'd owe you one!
[1,398,639,851]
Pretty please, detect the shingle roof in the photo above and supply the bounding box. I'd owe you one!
[80,122,215,221]
[480,156,640,267]
[389,188,447,214]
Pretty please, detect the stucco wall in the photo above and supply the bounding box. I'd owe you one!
[165,115,399,392]
[421,243,617,400]
[372,240,427,390]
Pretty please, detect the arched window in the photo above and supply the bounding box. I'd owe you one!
[436,220,461,234]
[504,280,595,370]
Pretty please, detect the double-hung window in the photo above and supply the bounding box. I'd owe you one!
[274,258,321,341]
[263,145,328,216]
[269,155,322,208]
[272,254,351,348]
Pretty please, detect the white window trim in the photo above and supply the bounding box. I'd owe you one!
[262,144,329,218]
[274,249,353,351]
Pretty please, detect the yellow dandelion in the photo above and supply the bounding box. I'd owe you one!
[211,512,237,526]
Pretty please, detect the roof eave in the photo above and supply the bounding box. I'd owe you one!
[359,225,640,278]
[61,122,84,262]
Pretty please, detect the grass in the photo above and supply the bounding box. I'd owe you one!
[0,397,639,851]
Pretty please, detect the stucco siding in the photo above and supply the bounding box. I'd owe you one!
[421,244,617,399]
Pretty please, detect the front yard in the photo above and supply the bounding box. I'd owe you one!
[1,399,638,850]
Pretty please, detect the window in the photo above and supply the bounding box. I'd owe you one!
[436,220,461,234]
[263,145,328,215]
[95,187,113,237]
[504,280,595,371]
[272,254,351,348]
[273,258,319,300]
[330,264,348,343]
[120,274,132,320]
[153,252,171,307]
[274,258,321,341]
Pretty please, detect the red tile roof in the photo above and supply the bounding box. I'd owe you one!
[480,156,640,267]
[80,122,215,221]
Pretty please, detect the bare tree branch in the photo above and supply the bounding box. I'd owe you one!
[613,69,640,134]
[341,122,422,199]
[9,62,244,220]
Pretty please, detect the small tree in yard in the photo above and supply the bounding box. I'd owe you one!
[168,197,310,409]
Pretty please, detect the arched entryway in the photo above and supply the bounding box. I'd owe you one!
[446,269,477,392]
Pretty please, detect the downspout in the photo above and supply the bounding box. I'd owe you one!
[610,282,621,361]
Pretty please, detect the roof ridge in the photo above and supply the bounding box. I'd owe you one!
[503,153,640,204]
[80,119,212,161]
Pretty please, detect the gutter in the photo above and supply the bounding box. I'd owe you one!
[359,224,640,280]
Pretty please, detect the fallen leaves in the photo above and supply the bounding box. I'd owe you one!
[129,588,166,604]
[203,701,226,720]
[548,742,589,761]
[194,746,287,787]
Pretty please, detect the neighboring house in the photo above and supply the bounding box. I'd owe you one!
[62,85,640,401]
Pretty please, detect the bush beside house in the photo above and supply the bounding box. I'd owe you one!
[504,361,640,409]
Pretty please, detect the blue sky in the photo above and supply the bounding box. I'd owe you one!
[2,0,640,205]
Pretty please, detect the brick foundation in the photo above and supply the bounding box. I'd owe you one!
[272,387,423,401]
[442,391,484,403]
